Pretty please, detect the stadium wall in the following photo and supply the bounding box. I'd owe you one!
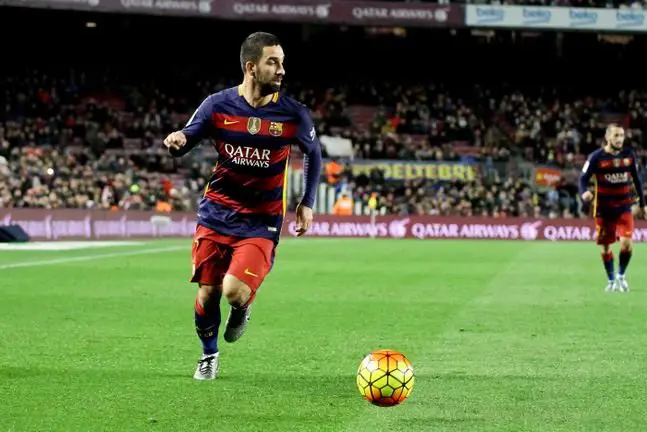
[2,210,647,242]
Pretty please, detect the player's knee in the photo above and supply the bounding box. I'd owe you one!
[620,238,632,251]
[222,274,252,306]
[198,284,219,304]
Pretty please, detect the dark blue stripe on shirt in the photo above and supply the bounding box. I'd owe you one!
[209,176,283,203]
[197,198,283,241]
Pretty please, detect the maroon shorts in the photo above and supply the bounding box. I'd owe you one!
[595,212,634,245]
[191,225,275,293]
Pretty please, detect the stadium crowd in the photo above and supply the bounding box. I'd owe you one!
[2,66,646,217]
[2,5,647,219]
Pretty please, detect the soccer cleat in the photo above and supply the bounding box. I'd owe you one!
[224,305,252,343]
[193,353,219,380]
[605,280,616,292]
[616,275,629,292]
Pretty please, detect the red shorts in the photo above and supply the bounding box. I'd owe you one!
[595,212,634,245]
[190,225,276,293]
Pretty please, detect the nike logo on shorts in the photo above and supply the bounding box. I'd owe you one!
[244,268,259,277]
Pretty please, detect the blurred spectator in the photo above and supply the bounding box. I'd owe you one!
[332,192,354,215]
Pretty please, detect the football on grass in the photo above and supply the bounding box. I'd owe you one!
[356,349,414,407]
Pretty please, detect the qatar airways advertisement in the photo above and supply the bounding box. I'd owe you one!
[2,210,647,242]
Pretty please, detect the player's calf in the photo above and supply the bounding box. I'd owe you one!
[195,284,222,355]
[618,238,633,277]
[600,247,615,290]
[222,274,254,343]
[617,237,633,292]
[193,284,223,380]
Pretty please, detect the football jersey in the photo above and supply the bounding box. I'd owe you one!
[170,85,322,243]
[579,147,645,217]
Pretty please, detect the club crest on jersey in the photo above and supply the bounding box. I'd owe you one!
[269,121,283,137]
[624,158,632,166]
[247,117,262,135]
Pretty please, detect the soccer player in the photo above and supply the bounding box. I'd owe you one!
[579,124,646,292]
[162,32,322,380]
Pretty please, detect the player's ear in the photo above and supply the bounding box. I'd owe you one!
[245,61,256,77]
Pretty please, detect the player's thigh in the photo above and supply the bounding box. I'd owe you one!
[191,235,232,287]
[226,238,275,292]
[617,213,634,248]
[596,217,617,246]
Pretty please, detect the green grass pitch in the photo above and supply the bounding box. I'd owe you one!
[1,239,647,432]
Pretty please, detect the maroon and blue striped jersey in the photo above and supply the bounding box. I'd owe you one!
[170,85,322,243]
[579,147,645,217]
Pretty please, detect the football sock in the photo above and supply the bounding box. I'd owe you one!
[601,251,615,281]
[195,292,221,355]
[619,248,632,276]
[226,302,250,330]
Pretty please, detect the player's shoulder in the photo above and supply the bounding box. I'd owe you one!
[589,148,604,158]
[621,147,637,158]
[276,93,312,118]
[207,86,240,105]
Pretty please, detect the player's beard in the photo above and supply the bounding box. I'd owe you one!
[256,77,280,97]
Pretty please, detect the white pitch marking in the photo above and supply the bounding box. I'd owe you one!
[0,241,144,251]
[0,245,185,270]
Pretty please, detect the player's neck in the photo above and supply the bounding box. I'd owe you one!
[239,80,274,108]
[604,144,620,155]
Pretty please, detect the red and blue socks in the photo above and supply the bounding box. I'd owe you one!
[195,292,221,355]
[619,247,632,277]
[601,251,614,282]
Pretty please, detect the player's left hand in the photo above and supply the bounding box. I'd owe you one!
[295,204,313,237]
[639,206,647,219]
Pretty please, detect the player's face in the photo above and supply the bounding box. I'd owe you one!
[254,45,285,96]
[606,126,625,150]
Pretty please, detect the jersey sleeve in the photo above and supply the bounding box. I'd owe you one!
[579,152,597,196]
[170,95,213,157]
[295,104,319,155]
[295,104,322,208]
[629,150,646,207]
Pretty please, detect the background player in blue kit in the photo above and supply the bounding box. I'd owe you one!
[163,32,322,380]
[579,124,646,292]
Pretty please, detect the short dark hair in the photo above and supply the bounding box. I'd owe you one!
[240,32,281,73]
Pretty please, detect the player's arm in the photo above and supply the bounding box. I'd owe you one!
[629,150,646,208]
[296,105,323,209]
[294,105,323,236]
[164,95,213,157]
[579,153,596,201]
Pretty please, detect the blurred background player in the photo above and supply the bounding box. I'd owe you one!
[368,193,378,238]
[579,124,646,292]
[163,32,322,380]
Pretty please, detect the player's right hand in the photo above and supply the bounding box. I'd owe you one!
[163,131,187,151]
[581,191,593,202]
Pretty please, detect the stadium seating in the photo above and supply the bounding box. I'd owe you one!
[2,63,645,217]
[1,10,645,218]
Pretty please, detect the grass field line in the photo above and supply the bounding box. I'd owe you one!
[0,245,185,270]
